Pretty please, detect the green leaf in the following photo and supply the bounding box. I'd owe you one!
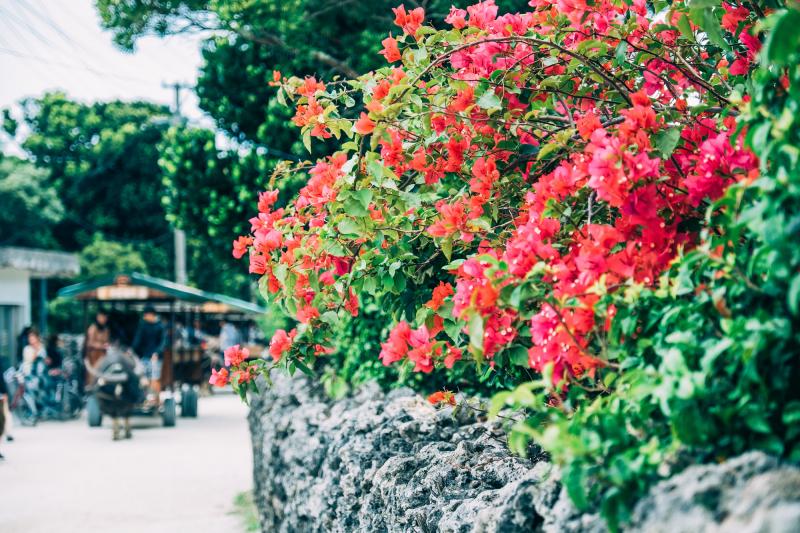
[677,14,694,41]
[444,319,462,343]
[343,198,369,217]
[441,236,453,262]
[489,391,511,418]
[745,412,772,434]
[765,9,800,66]
[614,41,628,65]
[352,188,373,209]
[443,259,465,270]
[563,466,589,511]
[537,142,560,161]
[788,274,800,315]
[698,8,730,50]
[507,345,530,367]
[468,313,484,352]
[363,276,377,295]
[293,358,315,377]
[688,0,719,8]
[337,218,360,235]
[476,90,502,111]
[652,128,682,158]
[783,402,800,425]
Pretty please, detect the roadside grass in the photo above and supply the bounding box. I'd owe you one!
[232,490,259,532]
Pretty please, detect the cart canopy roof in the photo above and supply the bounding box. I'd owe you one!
[57,272,266,315]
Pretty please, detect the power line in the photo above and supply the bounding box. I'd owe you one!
[11,0,119,78]
[0,46,158,86]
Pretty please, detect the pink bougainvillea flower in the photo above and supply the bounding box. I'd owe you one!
[224,344,250,367]
[258,190,279,213]
[445,7,467,28]
[379,35,401,62]
[354,112,376,135]
[269,329,297,361]
[426,282,454,311]
[428,390,456,406]
[379,321,411,366]
[443,346,462,369]
[232,236,253,259]
[296,304,321,324]
[297,76,325,97]
[248,253,267,275]
[392,5,425,37]
[209,368,229,387]
[344,288,359,317]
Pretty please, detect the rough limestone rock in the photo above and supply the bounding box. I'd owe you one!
[248,373,592,532]
[248,373,800,533]
[630,451,800,533]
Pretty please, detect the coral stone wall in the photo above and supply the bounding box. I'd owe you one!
[248,374,800,533]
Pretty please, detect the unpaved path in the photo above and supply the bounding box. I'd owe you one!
[0,392,253,533]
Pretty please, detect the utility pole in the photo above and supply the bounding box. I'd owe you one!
[163,81,191,285]
[162,81,191,125]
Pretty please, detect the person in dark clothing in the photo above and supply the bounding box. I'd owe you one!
[131,305,166,405]
[45,334,63,370]
[0,354,7,456]
[95,329,141,440]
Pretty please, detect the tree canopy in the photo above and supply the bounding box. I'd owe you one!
[16,92,173,255]
[0,156,64,249]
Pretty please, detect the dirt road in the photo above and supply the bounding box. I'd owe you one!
[0,392,254,533]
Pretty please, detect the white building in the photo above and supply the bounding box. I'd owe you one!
[0,246,79,367]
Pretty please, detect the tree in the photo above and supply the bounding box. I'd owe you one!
[160,126,276,296]
[12,92,174,278]
[0,156,64,248]
[78,234,149,279]
[96,1,533,299]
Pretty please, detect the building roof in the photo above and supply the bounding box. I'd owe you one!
[0,246,80,278]
[57,272,266,315]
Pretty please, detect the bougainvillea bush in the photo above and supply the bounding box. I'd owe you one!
[213,0,800,527]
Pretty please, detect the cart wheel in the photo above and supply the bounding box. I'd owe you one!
[87,395,102,427]
[181,387,198,418]
[162,398,176,427]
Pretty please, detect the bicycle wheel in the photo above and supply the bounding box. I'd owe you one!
[65,387,82,418]
[14,395,38,426]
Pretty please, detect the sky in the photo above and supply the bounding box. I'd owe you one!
[0,0,211,153]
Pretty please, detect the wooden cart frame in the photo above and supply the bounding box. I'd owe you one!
[58,272,266,389]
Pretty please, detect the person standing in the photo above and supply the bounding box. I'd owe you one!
[21,330,47,377]
[21,330,50,410]
[187,319,207,348]
[0,391,5,459]
[0,352,13,444]
[131,306,167,406]
[45,334,63,370]
[84,311,110,384]
[0,353,7,457]
[16,325,32,367]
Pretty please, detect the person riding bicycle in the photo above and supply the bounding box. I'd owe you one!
[131,306,166,407]
[21,330,55,409]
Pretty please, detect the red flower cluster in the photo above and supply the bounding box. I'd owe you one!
[379,322,462,373]
[228,0,762,391]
